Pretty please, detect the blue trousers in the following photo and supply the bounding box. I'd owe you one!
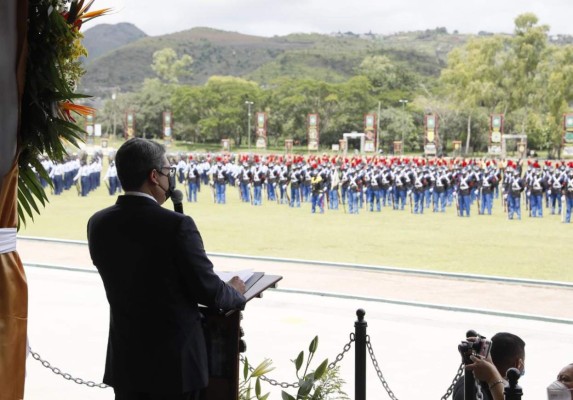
[480,192,493,215]
[187,182,198,202]
[216,183,226,204]
[530,194,543,217]
[348,191,359,214]
[290,187,301,207]
[508,196,521,219]
[329,189,339,210]
[413,191,424,214]
[369,188,381,212]
[433,191,446,212]
[550,192,562,214]
[565,196,573,223]
[459,194,471,217]
[311,193,324,213]
[253,185,262,205]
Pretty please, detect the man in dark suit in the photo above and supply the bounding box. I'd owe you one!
[87,138,246,400]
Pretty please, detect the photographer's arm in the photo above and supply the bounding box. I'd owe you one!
[466,355,504,400]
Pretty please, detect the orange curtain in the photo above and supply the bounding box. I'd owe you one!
[0,0,28,399]
[0,163,28,400]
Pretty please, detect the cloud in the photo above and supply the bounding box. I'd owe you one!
[90,0,573,37]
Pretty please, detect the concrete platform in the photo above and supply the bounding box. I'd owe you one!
[19,240,573,399]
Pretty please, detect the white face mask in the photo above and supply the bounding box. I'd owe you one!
[547,381,573,400]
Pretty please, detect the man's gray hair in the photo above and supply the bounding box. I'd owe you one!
[115,138,166,191]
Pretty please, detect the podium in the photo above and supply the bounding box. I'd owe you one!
[201,273,282,400]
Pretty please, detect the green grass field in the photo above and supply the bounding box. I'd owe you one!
[19,180,573,281]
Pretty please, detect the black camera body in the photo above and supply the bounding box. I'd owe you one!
[458,331,492,364]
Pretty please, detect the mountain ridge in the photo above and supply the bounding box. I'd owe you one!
[80,24,473,95]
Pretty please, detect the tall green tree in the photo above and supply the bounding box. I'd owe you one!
[439,35,507,153]
[535,45,573,157]
[151,47,193,84]
[172,76,261,144]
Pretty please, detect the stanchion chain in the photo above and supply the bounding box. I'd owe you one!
[328,332,355,371]
[440,362,465,400]
[29,348,109,389]
[239,354,299,389]
[365,334,399,400]
[475,378,484,400]
[240,332,356,389]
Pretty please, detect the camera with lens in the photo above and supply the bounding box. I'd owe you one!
[458,330,492,364]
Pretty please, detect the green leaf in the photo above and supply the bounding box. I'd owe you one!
[243,357,249,381]
[298,379,313,397]
[309,336,318,354]
[17,186,33,219]
[281,391,295,400]
[255,377,261,397]
[295,351,304,372]
[313,359,329,381]
[259,393,270,400]
[18,180,40,215]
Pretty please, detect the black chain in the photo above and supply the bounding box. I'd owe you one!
[440,362,465,400]
[365,335,399,400]
[29,348,109,389]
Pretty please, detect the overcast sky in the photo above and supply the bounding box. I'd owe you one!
[90,0,573,37]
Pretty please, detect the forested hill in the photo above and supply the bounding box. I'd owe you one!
[80,25,472,95]
[82,22,147,61]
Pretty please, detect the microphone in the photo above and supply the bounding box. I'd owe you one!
[171,189,184,214]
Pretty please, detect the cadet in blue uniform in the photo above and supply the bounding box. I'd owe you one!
[563,166,573,223]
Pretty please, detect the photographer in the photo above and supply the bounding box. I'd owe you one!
[453,332,526,400]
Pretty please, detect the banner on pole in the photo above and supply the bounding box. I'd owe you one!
[163,111,172,139]
[256,112,267,149]
[364,113,377,151]
[126,111,135,138]
[307,114,319,151]
[490,114,503,144]
[424,114,438,156]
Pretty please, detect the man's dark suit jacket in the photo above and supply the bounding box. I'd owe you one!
[87,195,246,395]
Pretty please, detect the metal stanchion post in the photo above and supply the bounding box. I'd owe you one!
[504,368,523,400]
[355,309,367,400]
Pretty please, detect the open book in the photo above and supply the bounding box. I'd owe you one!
[215,269,265,293]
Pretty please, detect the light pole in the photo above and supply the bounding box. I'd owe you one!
[245,101,253,150]
[399,99,408,154]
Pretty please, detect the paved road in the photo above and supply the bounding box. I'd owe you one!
[17,239,573,400]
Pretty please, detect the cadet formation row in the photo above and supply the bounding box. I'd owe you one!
[39,153,573,223]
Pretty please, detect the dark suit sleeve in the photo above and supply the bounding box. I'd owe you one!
[174,216,246,310]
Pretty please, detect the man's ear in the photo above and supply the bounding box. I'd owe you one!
[149,169,160,185]
[516,358,524,370]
